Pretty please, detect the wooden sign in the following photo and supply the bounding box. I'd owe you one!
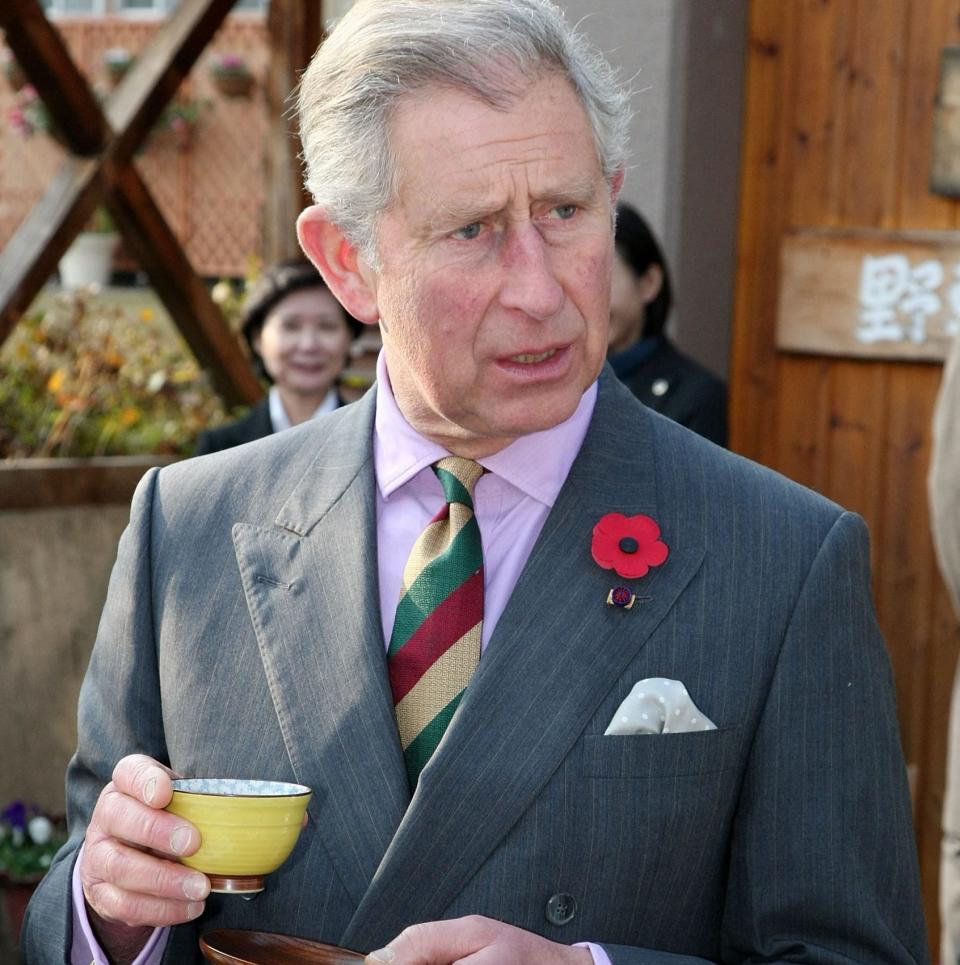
[776,228,960,361]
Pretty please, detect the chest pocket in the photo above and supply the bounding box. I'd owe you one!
[579,725,741,779]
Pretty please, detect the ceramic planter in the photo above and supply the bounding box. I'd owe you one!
[58,232,119,290]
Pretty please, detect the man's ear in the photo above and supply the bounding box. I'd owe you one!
[297,205,380,324]
[610,168,626,204]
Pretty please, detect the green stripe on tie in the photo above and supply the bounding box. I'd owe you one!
[401,690,464,784]
[388,521,482,656]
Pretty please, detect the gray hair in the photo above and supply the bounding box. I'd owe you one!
[298,0,631,263]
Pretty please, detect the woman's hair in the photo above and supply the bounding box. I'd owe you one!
[298,0,632,265]
[241,259,361,382]
[614,202,673,340]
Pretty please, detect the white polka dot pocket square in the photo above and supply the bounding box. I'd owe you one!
[604,677,717,735]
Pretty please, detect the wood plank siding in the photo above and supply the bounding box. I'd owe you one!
[732,0,960,949]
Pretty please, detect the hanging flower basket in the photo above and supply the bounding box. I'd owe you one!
[212,70,254,99]
[153,98,210,153]
[210,52,255,99]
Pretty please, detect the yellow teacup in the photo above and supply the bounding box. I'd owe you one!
[165,778,311,894]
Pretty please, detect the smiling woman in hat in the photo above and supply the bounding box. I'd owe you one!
[195,259,362,455]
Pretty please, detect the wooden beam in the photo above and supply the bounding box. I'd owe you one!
[100,156,263,407]
[263,0,325,262]
[0,160,101,344]
[104,0,242,161]
[0,458,177,510]
[0,0,106,156]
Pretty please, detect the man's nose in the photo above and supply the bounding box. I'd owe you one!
[498,224,564,320]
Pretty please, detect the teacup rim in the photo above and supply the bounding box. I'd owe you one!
[171,778,312,798]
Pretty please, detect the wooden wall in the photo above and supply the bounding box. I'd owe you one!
[732,0,960,951]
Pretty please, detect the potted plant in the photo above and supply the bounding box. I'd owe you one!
[209,51,255,99]
[0,802,67,947]
[58,207,120,291]
[103,47,134,88]
[154,98,210,151]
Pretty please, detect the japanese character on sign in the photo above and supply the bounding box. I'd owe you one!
[857,254,951,344]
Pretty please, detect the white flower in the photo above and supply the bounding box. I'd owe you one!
[211,281,233,305]
[27,815,52,845]
[11,826,25,847]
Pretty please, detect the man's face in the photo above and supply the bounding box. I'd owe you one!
[360,73,619,456]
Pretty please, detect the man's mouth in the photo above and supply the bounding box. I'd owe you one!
[509,349,557,364]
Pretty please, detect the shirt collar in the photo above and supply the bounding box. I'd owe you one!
[373,351,597,508]
[268,385,339,431]
[609,336,661,377]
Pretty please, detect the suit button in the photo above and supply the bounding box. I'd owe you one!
[545,892,577,925]
[651,378,670,397]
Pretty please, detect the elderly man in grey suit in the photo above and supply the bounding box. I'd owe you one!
[23,1,928,963]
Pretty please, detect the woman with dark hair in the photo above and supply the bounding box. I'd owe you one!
[196,259,362,455]
[609,202,728,446]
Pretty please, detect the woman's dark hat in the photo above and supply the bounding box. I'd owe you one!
[240,259,363,348]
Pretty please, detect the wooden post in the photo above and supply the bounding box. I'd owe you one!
[263,0,325,264]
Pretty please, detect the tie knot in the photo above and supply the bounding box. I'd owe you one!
[434,456,483,506]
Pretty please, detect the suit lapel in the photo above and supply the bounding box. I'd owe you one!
[342,372,705,951]
[232,390,409,909]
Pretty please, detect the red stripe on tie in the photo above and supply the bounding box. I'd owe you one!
[388,567,484,705]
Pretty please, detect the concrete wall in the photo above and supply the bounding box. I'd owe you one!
[563,0,748,379]
[0,506,129,813]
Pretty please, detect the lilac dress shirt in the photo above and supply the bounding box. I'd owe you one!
[70,353,610,965]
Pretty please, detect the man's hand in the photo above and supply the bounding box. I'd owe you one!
[364,916,593,964]
[80,754,209,959]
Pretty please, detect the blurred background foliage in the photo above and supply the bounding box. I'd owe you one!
[0,274,257,459]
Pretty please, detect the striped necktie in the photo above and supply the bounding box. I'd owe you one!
[388,456,484,790]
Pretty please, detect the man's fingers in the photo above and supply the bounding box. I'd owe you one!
[365,917,592,965]
[366,917,492,964]
[110,754,178,808]
[92,783,200,857]
[83,878,205,929]
[82,837,210,904]
[79,754,204,932]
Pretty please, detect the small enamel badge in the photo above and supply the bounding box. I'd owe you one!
[606,585,637,609]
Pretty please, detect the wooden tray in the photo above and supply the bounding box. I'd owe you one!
[200,929,365,964]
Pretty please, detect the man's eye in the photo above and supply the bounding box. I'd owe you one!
[552,204,578,220]
[454,223,483,240]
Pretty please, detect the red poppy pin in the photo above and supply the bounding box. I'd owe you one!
[591,512,669,580]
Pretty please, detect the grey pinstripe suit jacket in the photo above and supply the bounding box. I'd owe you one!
[23,369,928,964]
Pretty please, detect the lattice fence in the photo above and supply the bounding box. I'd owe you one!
[0,13,271,278]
